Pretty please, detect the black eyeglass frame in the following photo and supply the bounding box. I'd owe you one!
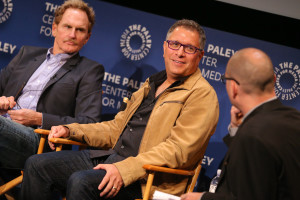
[221,74,240,85]
[166,40,203,54]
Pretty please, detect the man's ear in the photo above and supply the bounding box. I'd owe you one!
[198,50,204,60]
[231,80,239,99]
[52,23,57,37]
[163,41,167,59]
[84,32,91,45]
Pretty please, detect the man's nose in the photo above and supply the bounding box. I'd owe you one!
[176,46,185,56]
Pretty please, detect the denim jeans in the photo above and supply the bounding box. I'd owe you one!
[0,116,40,170]
[21,150,142,200]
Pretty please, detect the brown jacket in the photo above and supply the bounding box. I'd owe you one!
[66,68,219,197]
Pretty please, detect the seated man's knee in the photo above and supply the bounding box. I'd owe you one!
[24,154,40,172]
[67,170,106,196]
[24,154,50,175]
[68,171,86,189]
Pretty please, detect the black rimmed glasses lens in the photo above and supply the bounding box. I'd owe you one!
[166,40,202,54]
[221,74,240,85]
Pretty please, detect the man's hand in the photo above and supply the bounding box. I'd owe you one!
[230,105,243,128]
[8,109,42,126]
[48,126,70,150]
[180,192,204,200]
[94,164,124,198]
[0,96,16,115]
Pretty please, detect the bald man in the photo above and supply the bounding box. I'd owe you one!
[181,48,300,200]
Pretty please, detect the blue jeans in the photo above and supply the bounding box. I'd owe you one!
[0,116,40,170]
[21,150,142,200]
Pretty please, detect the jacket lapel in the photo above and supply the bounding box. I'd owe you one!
[42,53,80,92]
[13,54,46,99]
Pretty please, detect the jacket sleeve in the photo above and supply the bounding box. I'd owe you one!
[201,192,235,200]
[65,82,147,148]
[202,128,279,200]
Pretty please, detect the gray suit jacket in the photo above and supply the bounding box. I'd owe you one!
[0,45,104,129]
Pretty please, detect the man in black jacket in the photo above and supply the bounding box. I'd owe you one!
[181,48,300,200]
[0,0,104,176]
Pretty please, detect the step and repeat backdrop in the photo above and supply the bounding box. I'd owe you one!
[1,0,300,190]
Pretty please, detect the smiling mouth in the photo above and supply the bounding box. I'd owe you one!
[172,59,185,64]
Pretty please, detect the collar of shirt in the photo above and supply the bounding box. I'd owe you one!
[242,96,278,121]
[150,70,190,90]
[47,48,76,64]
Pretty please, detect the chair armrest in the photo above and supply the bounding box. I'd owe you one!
[35,129,86,146]
[34,128,50,135]
[49,138,87,146]
[143,164,195,176]
[34,128,87,151]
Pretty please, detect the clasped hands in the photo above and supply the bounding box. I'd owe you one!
[48,125,124,198]
[0,96,42,126]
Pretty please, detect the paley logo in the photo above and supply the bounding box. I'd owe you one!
[120,24,152,61]
[274,61,300,101]
[0,0,13,24]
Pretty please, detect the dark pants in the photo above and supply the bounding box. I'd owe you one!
[0,116,39,170]
[20,150,142,200]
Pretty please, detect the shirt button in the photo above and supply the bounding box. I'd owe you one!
[139,117,142,121]
[129,128,133,132]
[121,145,125,149]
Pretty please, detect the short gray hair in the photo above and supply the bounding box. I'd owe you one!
[166,19,206,50]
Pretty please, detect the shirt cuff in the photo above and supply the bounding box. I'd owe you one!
[228,124,238,137]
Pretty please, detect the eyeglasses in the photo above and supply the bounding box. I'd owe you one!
[221,74,240,85]
[166,40,202,54]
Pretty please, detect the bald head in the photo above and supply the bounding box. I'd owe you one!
[226,48,275,94]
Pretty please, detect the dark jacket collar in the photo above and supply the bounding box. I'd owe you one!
[241,98,282,126]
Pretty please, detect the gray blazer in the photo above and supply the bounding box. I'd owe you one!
[0,45,104,129]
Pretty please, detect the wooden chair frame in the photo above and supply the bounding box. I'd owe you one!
[1,128,202,200]
[0,129,86,198]
[139,163,202,200]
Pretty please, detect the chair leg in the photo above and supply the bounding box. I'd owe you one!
[55,144,63,151]
[37,135,47,154]
[4,193,16,200]
[143,171,155,200]
[0,175,23,195]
